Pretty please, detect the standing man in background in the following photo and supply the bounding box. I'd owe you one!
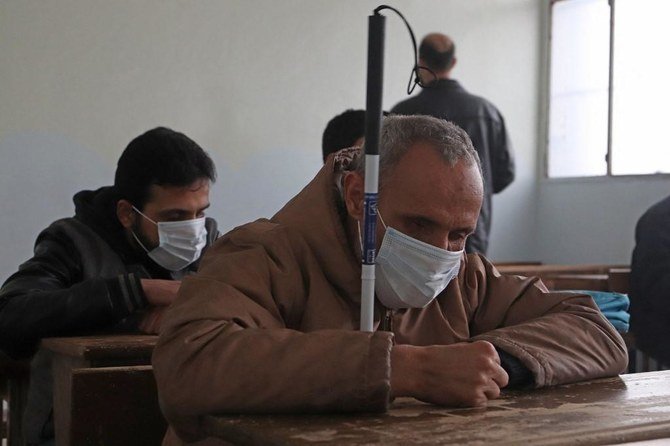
[392,33,514,255]
[0,127,218,445]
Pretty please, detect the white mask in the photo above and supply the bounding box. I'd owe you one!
[371,213,463,309]
[131,206,207,272]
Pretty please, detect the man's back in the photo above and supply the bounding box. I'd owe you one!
[392,79,514,254]
[391,32,514,255]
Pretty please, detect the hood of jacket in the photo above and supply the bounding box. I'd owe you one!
[73,186,134,256]
[271,148,364,304]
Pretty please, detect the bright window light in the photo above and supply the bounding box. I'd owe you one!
[611,0,670,175]
[548,0,670,177]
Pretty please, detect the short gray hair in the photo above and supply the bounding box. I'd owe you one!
[351,115,481,188]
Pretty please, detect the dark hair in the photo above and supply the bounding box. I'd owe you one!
[322,109,366,163]
[419,41,455,72]
[321,109,389,163]
[114,127,216,209]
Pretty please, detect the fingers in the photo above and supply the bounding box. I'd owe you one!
[139,307,164,334]
[470,341,509,388]
[483,378,502,401]
[141,279,182,306]
[491,363,509,388]
[474,366,505,404]
[411,342,515,408]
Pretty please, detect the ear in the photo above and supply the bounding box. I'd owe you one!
[116,199,136,229]
[449,57,457,71]
[343,171,365,221]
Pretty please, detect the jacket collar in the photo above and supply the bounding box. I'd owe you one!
[423,78,464,91]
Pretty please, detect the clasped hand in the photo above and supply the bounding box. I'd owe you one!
[391,340,509,407]
[138,279,182,334]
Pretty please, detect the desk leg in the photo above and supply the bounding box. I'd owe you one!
[52,355,89,446]
[7,375,29,446]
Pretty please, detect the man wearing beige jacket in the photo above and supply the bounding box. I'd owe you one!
[153,115,627,445]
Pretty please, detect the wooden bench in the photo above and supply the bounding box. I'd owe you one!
[40,335,165,446]
[66,365,165,445]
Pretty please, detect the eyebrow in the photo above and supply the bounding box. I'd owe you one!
[404,213,440,225]
[405,213,475,235]
[157,204,210,217]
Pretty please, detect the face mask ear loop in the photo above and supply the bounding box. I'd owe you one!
[377,210,388,230]
[130,230,151,254]
[130,205,156,254]
[131,205,158,226]
[356,220,364,255]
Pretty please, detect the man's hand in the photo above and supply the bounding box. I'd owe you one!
[391,340,509,408]
[139,306,165,334]
[140,279,181,306]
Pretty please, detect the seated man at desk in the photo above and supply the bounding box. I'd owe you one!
[630,194,670,366]
[322,109,366,163]
[321,108,389,163]
[0,127,218,445]
[153,116,627,445]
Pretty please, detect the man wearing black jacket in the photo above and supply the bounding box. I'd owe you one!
[0,127,218,445]
[392,33,514,255]
[630,195,670,367]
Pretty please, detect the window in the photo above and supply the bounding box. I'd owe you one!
[548,0,670,178]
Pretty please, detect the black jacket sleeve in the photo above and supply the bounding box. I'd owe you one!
[496,347,533,388]
[0,229,147,359]
[490,114,515,194]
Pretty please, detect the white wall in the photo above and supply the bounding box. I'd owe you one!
[536,177,670,264]
[0,0,541,281]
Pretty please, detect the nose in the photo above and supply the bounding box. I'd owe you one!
[421,233,451,251]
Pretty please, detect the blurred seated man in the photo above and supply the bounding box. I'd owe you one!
[0,127,218,446]
[322,109,366,163]
[321,109,389,163]
[630,195,670,366]
[153,116,626,446]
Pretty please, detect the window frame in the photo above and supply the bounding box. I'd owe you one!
[545,0,670,180]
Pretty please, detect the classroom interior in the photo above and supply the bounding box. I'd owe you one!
[2,1,670,444]
[2,0,669,283]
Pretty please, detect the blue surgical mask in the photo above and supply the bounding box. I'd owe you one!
[131,206,207,272]
[372,212,463,309]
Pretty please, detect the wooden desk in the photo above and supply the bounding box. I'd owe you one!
[495,263,629,276]
[40,335,164,446]
[41,334,158,365]
[495,264,631,293]
[201,371,670,445]
[541,273,610,291]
